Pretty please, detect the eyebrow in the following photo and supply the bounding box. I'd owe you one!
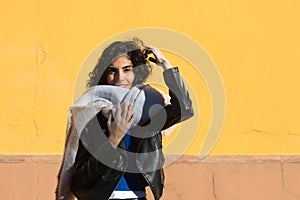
[108,65,133,70]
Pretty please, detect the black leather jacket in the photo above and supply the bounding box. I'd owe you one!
[71,67,194,200]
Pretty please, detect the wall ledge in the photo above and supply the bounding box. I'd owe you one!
[1,154,300,164]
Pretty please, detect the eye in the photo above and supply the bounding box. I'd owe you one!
[107,68,115,74]
[123,66,133,72]
[124,68,131,72]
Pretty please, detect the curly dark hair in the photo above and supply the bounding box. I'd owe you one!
[87,38,152,88]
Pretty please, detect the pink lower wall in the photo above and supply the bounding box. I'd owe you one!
[1,155,299,200]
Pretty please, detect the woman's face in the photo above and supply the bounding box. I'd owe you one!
[106,55,135,89]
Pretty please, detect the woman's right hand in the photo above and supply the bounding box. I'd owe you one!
[107,101,134,146]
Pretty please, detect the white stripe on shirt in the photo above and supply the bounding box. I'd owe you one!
[109,191,146,199]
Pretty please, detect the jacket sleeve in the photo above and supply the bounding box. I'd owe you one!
[142,67,194,132]
[163,67,194,128]
[72,116,126,188]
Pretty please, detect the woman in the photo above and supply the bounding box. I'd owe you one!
[70,38,193,200]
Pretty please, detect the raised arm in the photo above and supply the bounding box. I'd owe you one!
[143,47,194,132]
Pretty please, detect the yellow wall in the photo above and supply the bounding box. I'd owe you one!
[1,0,300,155]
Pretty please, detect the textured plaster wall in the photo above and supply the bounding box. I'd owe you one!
[1,1,300,152]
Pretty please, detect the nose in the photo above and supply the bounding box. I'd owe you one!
[115,70,125,81]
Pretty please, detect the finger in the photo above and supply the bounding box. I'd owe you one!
[144,46,157,56]
[128,114,135,127]
[115,103,121,119]
[121,101,129,118]
[126,104,133,121]
[143,48,152,57]
[107,113,112,128]
[145,45,155,50]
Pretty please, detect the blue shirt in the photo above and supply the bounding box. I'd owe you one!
[114,132,148,192]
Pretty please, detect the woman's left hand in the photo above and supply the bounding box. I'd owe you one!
[144,46,172,70]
